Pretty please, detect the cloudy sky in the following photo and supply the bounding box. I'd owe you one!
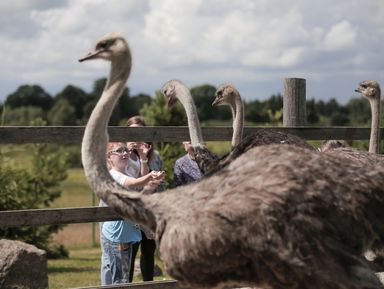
[1,0,383,103]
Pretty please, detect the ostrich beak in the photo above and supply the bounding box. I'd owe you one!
[163,89,177,109]
[79,48,104,62]
[167,95,177,109]
[212,96,222,107]
[355,86,363,94]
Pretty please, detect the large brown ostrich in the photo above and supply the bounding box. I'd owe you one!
[80,33,384,289]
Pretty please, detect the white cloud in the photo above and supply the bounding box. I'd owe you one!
[0,0,383,103]
[324,20,357,51]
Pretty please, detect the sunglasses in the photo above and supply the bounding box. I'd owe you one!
[109,147,129,155]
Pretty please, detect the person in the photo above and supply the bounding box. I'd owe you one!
[173,141,203,187]
[126,116,165,282]
[100,142,164,285]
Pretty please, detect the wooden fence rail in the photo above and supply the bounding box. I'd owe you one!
[0,126,382,143]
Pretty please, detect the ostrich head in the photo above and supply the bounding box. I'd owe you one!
[212,83,239,107]
[162,79,183,108]
[79,32,129,62]
[355,80,381,101]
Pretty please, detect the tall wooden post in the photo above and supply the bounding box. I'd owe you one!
[283,78,306,127]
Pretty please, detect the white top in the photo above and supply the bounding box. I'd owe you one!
[126,156,141,178]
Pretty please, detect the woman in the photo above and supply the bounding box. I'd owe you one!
[126,116,164,282]
[100,142,164,285]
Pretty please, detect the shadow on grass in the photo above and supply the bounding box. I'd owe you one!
[49,266,99,274]
[68,257,100,262]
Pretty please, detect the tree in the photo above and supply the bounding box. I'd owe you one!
[347,98,370,125]
[330,112,349,126]
[129,93,152,117]
[244,99,269,123]
[140,91,186,126]
[48,98,77,125]
[5,85,53,110]
[54,85,87,121]
[140,91,187,187]
[2,106,45,125]
[264,94,283,114]
[84,78,131,125]
[306,99,319,124]
[190,84,217,121]
[0,142,69,257]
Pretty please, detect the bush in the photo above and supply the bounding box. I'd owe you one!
[0,143,69,257]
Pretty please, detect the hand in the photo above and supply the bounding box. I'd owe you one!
[150,170,166,181]
[127,142,138,151]
[138,142,152,158]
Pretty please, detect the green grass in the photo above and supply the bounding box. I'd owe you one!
[52,168,94,208]
[48,247,101,289]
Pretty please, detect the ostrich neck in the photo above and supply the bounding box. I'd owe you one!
[369,98,381,154]
[231,94,244,148]
[178,86,204,147]
[81,55,158,230]
[82,60,131,182]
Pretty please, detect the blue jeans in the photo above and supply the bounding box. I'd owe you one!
[100,232,133,285]
[100,230,112,285]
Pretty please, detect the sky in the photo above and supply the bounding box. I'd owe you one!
[0,0,383,104]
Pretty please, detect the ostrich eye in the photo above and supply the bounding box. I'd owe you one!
[361,84,367,89]
[217,90,223,96]
[97,41,109,50]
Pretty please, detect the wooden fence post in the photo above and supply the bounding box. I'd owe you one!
[283,78,306,127]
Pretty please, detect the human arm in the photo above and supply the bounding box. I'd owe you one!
[123,170,165,188]
[138,143,151,176]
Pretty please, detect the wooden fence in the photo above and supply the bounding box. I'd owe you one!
[0,126,381,229]
[0,78,381,289]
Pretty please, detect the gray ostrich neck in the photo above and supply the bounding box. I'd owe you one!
[177,86,204,147]
[368,98,381,154]
[82,59,131,194]
[231,93,244,148]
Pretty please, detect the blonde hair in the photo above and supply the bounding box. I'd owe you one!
[106,142,126,170]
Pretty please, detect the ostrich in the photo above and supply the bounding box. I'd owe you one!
[212,83,314,150]
[80,33,384,289]
[321,81,383,164]
[320,80,381,155]
[358,80,382,154]
[198,83,314,175]
[162,79,218,174]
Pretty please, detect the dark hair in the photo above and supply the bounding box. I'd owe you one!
[126,115,147,127]
[126,115,154,161]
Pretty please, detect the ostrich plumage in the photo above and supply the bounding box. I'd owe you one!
[80,33,384,289]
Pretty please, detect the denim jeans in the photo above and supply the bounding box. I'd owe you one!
[100,232,133,285]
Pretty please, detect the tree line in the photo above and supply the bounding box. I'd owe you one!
[0,79,379,127]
